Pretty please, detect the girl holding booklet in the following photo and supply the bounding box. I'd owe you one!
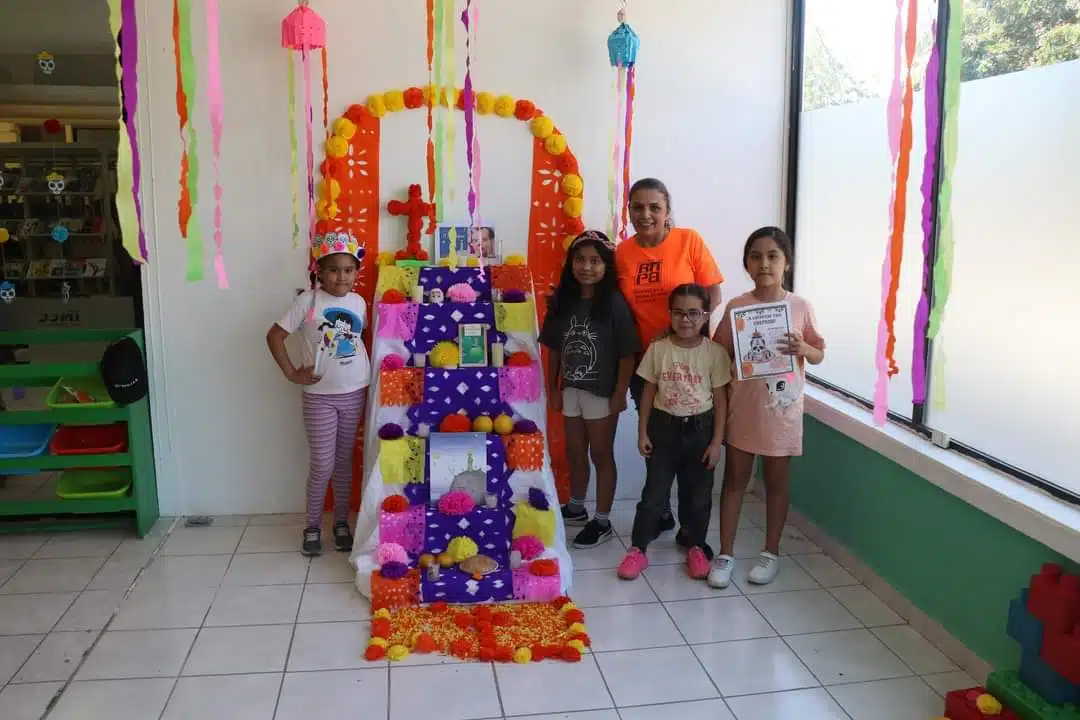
[709,227,826,588]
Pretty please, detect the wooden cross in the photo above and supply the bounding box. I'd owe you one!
[387,183,435,259]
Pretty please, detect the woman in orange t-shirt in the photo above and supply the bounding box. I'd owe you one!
[615,177,725,544]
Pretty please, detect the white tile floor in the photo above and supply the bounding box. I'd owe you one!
[0,497,977,720]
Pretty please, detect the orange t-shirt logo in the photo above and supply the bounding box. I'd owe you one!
[635,260,662,285]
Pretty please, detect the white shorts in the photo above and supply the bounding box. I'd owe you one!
[562,387,611,420]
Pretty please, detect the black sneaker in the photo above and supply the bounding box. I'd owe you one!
[301,527,323,556]
[653,511,676,540]
[332,522,353,552]
[561,504,589,527]
[572,519,614,549]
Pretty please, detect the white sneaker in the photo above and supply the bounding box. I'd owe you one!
[707,554,735,588]
[747,552,780,585]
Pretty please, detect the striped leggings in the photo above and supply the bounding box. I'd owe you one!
[302,388,367,528]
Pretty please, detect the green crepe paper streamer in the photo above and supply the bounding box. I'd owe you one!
[178,0,203,281]
[433,0,446,224]
[927,0,962,339]
[931,337,947,410]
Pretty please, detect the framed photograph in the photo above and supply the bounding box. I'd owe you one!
[730,301,796,381]
[458,323,489,367]
[435,223,500,264]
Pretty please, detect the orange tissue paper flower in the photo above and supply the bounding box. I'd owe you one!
[552,595,572,608]
[414,633,437,653]
[450,637,473,659]
[403,87,424,109]
[530,559,559,577]
[478,645,495,662]
[346,104,369,123]
[381,289,407,304]
[491,611,514,626]
[514,99,537,121]
[495,646,514,663]
[365,644,387,661]
[560,646,582,662]
[473,605,493,621]
[507,352,533,367]
[563,608,585,624]
[371,618,391,638]
[453,613,474,629]
[381,495,408,513]
[430,601,449,613]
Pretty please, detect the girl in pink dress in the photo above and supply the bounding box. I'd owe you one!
[709,227,825,588]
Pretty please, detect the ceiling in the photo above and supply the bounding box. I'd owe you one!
[0,0,115,56]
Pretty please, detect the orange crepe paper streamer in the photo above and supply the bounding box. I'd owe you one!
[173,0,192,238]
[884,0,919,378]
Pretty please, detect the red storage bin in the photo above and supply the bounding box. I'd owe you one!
[49,424,129,455]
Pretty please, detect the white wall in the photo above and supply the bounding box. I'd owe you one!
[137,0,790,515]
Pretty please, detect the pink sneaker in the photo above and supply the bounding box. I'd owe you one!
[686,547,710,579]
[617,547,649,580]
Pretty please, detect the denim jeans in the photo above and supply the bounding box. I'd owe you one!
[630,409,716,551]
[630,373,674,520]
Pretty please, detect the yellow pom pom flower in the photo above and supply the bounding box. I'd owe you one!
[446,536,479,563]
[366,94,387,118]
[494,95,515,117]
[476,92,495,114]
[975,694,1003,715]
[563,234,577,251]
[384,90,406,112]
[442,87,459,108]
[567,639,586,653]
[315,200,329,220]
[331,117,357,140]
[325,202,340,219]
[372,608,391,620]
[568,622,587,635]
[429,340,460,368]
[326,135,349,159]
[318,178,341,201]
[513,647,532,663]
[466,256,480,267]
[561,173,584,197]
[369,637,388,648]
[377,251,396,267]
[560,602,578,614]
[493,414,515,435]
[529,115,554,139]
[387,644,410,661]
[563,197,583,218]
[0,228,10,244]
[545,133,568,155]
[505,254,525,266]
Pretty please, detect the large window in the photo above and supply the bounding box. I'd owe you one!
[789,0,1080,501]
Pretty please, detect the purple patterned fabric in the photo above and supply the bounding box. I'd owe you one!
[424,506,512,558]
[421,566,514,603]
[486,434,512,506]
[408,368,513,427]
[419,266,492,301]
[406,302,502,355]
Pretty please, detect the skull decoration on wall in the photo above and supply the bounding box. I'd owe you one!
[0,282,15,304]
[37,51,56,75]
[46,172,65,196]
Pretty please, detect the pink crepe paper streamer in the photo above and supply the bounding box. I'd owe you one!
[611,68,625,241]
[120,0,147,262]
[621,65,636,241]
[205,0,228,288]
[470,3,482,233]
[873,0,906,425]
[912,23,941,404]
[302,49,315,241]
[461,1,482,278]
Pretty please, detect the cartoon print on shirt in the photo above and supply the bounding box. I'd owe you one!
[764,373,800,410]
[744,330,774,364]
[317,308,362,360]
[562,315,599,382]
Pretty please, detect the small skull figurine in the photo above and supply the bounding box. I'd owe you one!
[0,282,15,305]
[428,287,444,305]
[37,51,56,75]
[46,172,65,196]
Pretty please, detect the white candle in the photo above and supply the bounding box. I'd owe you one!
[491,342,504,367]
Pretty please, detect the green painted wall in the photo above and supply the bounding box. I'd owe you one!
[790,417,1076,669]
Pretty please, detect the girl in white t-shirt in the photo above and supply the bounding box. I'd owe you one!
[266,232,371,556]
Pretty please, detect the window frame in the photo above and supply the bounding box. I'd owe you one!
[783,0,1080,506]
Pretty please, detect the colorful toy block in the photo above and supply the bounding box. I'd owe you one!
[1043,624,1080,685]
[1029,564,1080,635]
[944,687,1021,720]
[1021,650,1080,707]
[1009,589,1047,655]
[988,670,1080,720]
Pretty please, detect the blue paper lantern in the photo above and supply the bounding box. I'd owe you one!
[51,225,69,243]
[607,19,639,68]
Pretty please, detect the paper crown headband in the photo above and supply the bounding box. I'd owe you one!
[570,230,615,250]
[312,231,364,263]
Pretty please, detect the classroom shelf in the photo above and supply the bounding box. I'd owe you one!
[0,328,158,536]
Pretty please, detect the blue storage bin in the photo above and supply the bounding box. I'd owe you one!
[1020,649,1080,706]
[1007,589,1045,655]
[0,424,55,459]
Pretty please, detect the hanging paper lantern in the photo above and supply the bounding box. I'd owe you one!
[282,0,328,248]
[42,118,62,135]
[607,10,639,242]
[51,226,69,243]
